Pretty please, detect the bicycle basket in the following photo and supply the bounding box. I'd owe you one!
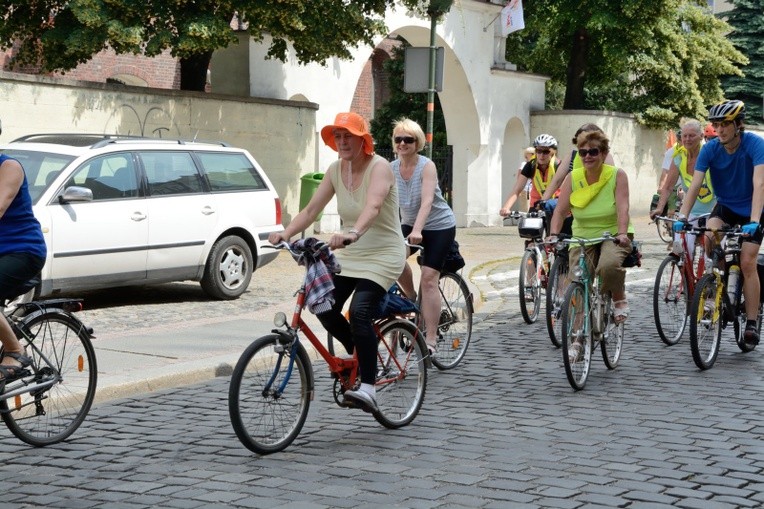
[376,284,418,318]
[518,216,544,239]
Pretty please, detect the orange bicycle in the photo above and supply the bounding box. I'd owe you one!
[228,240,428,454]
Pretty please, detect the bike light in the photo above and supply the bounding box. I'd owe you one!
[573,266,583,278]
[274,312,287,327]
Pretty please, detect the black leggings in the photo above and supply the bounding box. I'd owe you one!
[317,275,386,385]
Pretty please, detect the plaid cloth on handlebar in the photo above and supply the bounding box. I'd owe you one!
[291,238,341,314]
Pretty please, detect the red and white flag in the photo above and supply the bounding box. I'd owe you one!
[500,0,525,36]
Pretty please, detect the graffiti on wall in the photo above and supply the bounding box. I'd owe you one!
[103,104,182,138]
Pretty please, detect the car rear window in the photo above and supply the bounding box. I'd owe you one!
[1,149,75,203]
[196,152,268,192]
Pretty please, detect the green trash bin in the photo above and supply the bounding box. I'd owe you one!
[299,172,324,220]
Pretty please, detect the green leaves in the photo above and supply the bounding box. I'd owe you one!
[505,0,747,129]
[0,0,397,90]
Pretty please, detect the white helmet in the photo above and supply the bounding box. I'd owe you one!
[533,134,557,149]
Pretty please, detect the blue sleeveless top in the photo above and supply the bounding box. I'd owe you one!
[0,154,47,258]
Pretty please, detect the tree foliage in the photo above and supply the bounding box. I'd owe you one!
[0,0,414,91]
[720,0,764,125]
[504,0,747,129]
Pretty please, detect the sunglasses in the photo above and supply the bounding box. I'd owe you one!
[578,147,601,157]
[535,148,551,155]
[394,136,416,145]
[711,120,733,129]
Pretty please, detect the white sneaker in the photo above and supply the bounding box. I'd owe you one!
[343,389,378,414]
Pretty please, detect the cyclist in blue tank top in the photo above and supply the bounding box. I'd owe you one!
[0,124,47,382]
[676,100,764,348]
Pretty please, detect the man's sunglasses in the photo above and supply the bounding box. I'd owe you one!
[578,147,601,157]
[394,136,416,144]
[711,120,733,129]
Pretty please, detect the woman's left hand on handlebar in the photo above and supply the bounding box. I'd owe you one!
[615,233,631,247]
[329,233,355,249]
[407,231,423,245]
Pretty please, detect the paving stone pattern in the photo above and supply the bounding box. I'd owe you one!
[2,228,764,508]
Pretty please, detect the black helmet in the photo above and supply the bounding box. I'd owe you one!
[708,100,745,122]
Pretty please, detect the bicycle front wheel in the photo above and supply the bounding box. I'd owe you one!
[689,274,723,370]
[653,255,689,346]
[545,254,569,348]
[228,334,313,454]
[1,310,97,446]
[561,282,591,390]
[374,319,427,429]
[519,250,541,323]
[657,218,673,244]
[432,272,473,370]
[601,293,624,369]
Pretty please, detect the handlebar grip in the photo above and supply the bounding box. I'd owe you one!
[343,239,353,246]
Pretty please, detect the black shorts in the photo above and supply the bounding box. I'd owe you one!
[0,252,45,301]
[710,203,764,245]
[401,225,456,271]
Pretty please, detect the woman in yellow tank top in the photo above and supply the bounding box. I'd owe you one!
[549,130,633,330]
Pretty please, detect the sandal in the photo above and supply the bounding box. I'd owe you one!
[568,340,583,363]
[613,299,630,324]
[0,351,33,383]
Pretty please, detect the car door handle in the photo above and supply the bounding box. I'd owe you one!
[201,206,215,216]
[131,212,147,221]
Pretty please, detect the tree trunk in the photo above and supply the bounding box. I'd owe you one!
[563,28,589,109]
[179,52,213,92]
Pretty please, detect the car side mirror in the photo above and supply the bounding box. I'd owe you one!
[58,186,93,204]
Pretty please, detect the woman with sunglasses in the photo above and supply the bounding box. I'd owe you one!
[549,130,632,330]
[390,118,456,356]
[500,134,560,218]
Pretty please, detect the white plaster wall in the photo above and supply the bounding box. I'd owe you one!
[246,0,547,228]
[531,110,667,215]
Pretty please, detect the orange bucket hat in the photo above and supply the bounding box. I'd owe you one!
[320,112,374,156]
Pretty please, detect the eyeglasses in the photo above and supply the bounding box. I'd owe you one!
[394,136,416,145]
[711,120,733,129]
[535,148,551,155]
[578,147,601,157]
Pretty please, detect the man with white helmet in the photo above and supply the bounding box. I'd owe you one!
[500,134,560,221]
[676,100,764,347]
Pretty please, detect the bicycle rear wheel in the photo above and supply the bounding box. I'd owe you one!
[601,293,624,369]
[545,254,569,348]
[374,319,427,429]
[689,274,723,370]
[228,334,313,454]
[653,255,689,346]
[432,272,473,370]
[561,282,591,390]
[519,250,541,323]
[1,310,97,446]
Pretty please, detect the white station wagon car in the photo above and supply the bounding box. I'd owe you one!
[1,134,283,300]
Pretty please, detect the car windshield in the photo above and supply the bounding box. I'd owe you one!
[2,149,75,204]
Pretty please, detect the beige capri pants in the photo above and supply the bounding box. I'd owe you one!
[568,239,632,295]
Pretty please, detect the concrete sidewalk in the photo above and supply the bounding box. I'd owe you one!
[89,215,662,403]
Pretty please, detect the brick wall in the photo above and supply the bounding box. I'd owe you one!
[3,47,180,89]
